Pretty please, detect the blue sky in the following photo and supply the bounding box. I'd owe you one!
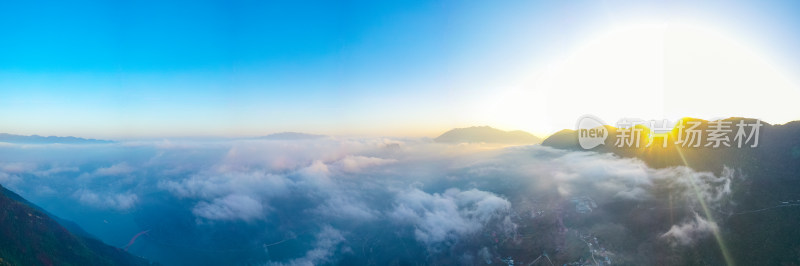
[1,0,799,138]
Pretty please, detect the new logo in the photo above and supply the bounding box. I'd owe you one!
[576,115,608,149]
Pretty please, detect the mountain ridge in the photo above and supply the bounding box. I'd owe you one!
[0,133,113,144]
[434,126,542,145]
[259,132,326,140]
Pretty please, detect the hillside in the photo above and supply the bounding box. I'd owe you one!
[0,185,153,266]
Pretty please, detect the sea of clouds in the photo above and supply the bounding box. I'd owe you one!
[0,137,740,265]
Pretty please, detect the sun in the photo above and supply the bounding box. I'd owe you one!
[488,22,800,135]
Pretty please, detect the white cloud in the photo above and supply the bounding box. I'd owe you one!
[0,138,744,265]
[333,155,396,173]
[661,213,719,246]
[390,188,511,246]
[93,162,135,176]
[313,193,378,221]
[78,162,136,180]
[273,225,346,266]
[193,194,265,222]
[74,189,138,211]
[159,170,290,200]
[34,166,80,176]
[0,172,22,190]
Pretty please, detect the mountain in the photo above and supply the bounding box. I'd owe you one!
[542,117,800,174]
[434,126,542,145]
[259,132,326,140]
[543,117,800,265]
[0,185,153,266]
[0,134,113,144]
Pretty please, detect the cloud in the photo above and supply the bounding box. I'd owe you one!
[34,165,80,176]
[478,246,493,264]
[666,166,735,204]
[158,170,290,200]
[312,193,377,221]
[390,188,511,246]
[78,162,136,180]
[0,138,743,265]
[0,172,22,190]
[0,162,37,173]
[193,194,265,222]
[295,160,333,188]
[661,213,719,246]
[332,155,396,173]
[93,162,135,176]
[74,189,138,211]
[274,225,346,266]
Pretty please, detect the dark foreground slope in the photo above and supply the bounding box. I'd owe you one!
[0,185,153,266]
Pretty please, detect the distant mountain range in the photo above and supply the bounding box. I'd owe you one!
[259,132,326,140]
[0,134,113,144]
[434,126,542,145]
[0,185,153,266]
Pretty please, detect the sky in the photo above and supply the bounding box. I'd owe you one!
[1,0,799,139]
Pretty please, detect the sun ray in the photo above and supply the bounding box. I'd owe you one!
[674,145,735,266]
